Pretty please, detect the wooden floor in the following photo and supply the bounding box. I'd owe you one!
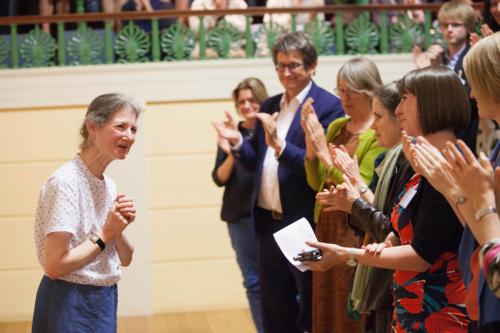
[0,308,256,333]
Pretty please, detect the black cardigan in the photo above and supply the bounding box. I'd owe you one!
[211,122,255,223]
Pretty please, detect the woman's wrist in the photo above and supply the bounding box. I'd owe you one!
[472,192,496,211]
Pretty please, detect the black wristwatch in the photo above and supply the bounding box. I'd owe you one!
[89,232,106,252]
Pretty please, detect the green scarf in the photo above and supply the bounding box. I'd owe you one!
[351,143,403,312]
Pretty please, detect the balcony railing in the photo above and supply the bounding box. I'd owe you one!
[0,3,483,69]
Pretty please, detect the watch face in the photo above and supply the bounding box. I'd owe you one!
[346,259,357,267]
[90,234,99,243]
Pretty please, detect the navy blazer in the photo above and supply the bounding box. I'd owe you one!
[445,44,479,152]
[234,81,344,228]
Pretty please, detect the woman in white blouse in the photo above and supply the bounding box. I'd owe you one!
[32,93,142,333]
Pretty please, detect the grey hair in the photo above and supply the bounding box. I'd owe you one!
[272,32,318,70]
[79,93,143,150]
[337,57,383,97]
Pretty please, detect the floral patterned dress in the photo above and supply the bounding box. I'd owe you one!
[390,174,469,333]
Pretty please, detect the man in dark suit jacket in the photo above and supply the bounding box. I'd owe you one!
[214,32,344,332]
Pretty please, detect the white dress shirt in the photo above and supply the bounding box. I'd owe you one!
[257,81,312,213]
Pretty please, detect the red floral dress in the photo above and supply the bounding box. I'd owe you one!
[390,174,469,332]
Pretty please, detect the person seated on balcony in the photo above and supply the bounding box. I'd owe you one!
[188,0,247,58]
[39,0,110,32]
[254,0,324,56]
[263,0,324,31]
[188,0,247,33]
[121,0,177,31]
[39,0,70,32]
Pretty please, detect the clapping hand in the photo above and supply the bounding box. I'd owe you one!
[329,144,361,184]
[362,239,392,255]
[255,112,283,152]
[300,98,331,168]
[316,175,359,213]
[115,194,136,224]
[212,111,240,146]
[443,140,496,207]
[410,136,459,198]
[102,194,135,243]
[470,24,493,46]
[412,44,444,69]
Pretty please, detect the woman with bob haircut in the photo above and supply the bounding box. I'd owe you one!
[301,57,385,333]
[32,93,142,333]
[211,77,268,333]
[304,66,471,333]
[407,32,500,331]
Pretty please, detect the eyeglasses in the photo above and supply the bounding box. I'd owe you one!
[439,22,464,29]
[275,62,303,73]
[335,87,359,97]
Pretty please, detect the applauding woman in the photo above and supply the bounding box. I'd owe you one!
[211,78,268,333]
[315,83,413,333]
[32,93,142,333]
[408,33,500,331]
[302,57,385,333]
[306,66,471,333]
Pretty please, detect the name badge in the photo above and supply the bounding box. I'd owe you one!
[399,187,417,209]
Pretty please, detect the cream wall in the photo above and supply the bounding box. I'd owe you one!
[0,55,413,321]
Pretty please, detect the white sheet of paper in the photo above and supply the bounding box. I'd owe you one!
[273,217,318,272]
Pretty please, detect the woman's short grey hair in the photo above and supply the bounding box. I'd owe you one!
[272,32,318,70]
[337,57,382,97]
[79,93,143,149]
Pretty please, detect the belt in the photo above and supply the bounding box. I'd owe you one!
[271,210,283,220]
[256,206,283,221]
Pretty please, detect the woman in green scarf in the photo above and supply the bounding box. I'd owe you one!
[315,83,413,333]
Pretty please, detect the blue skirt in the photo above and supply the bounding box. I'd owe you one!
[32,275,117,333]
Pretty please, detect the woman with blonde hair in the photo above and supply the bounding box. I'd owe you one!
[211,77,268,333]
[408,32,500,331]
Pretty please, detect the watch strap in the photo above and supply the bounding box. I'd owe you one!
[359,184,369,194]
[345,248,358,267]
[475,206,497,222]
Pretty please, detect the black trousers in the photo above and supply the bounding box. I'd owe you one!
[255,207,312,333]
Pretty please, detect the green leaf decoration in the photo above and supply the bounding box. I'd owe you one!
[345,13,379,54]
[389,14,423,53]
[264,21,285,55]
[0,36,9,68]
[304,17,335,55]
[206,20,243,58]
[253,20,285,57]
[20,26,56,67]
[429,20,444,46]
[115,21,151,63]
[161,23,195,61]
[67,25,104,65]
